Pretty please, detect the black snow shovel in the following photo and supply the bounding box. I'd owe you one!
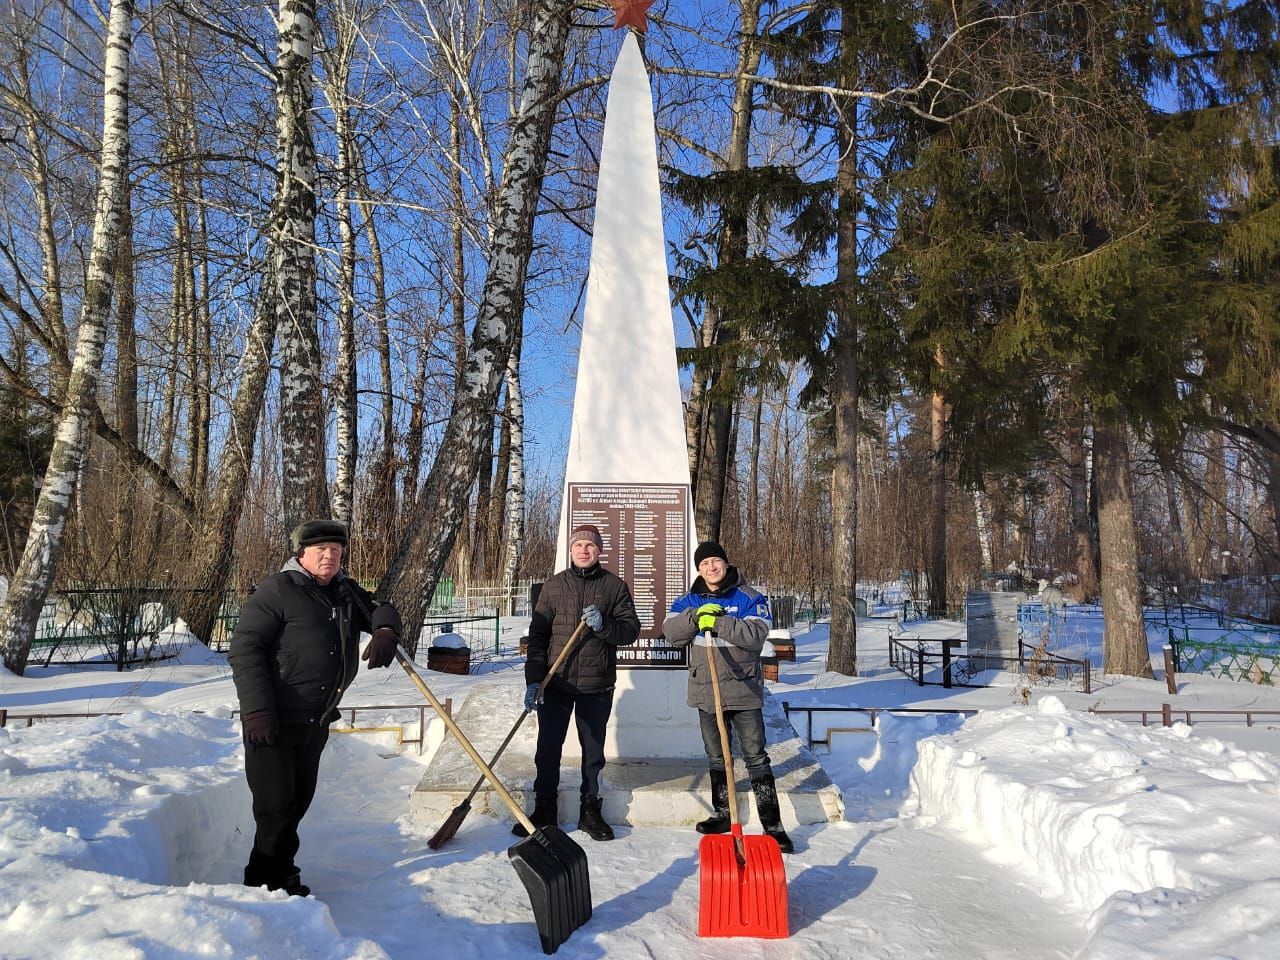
[429,619,590,849]
[396,648,592,954]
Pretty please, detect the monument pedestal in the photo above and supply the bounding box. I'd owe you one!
[408,678,843,831]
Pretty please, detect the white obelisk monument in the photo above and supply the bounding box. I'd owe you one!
[411,29,842,830]
[555,32,703,759]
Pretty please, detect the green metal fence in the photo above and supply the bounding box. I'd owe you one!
[1170,628,1280,685]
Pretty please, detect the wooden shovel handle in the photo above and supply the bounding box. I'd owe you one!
[396,647,535,833]
[454,618,592,808]
[704,632,746,866]
[535,619,589,703]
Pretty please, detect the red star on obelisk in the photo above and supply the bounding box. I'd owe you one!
[610,0,655,33]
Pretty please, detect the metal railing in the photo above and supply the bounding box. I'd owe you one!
[419,614,502,657]
[777,702,1280,750]
[779,703,979,750]
[888,633,1092,693]
[0,701,452,756]
[460,578,536,617]
[1088,705,1280,728]
[1168,628,1280,685]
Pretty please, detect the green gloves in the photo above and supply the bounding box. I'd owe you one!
[697,603,725,633]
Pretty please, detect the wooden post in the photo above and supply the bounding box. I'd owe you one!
[1162,645,1177,695]
[1161,702,1172,727]
[0,709,6,728]
[916,645,925,685]
[941,640,953,689]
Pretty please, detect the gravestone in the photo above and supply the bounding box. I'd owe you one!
[966,591,1025,671]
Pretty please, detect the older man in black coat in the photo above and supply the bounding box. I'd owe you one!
[229,519,402,896]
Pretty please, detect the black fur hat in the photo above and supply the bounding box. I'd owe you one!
[290,519,349,554]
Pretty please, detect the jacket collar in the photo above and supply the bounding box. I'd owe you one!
[569,562,602,580]
[690,565,742,598]
[281,556,348,589]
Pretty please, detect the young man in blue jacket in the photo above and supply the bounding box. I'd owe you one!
[662,540,793,852]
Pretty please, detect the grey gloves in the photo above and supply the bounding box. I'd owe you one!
[524,684,541,711]
[582,604,603,632]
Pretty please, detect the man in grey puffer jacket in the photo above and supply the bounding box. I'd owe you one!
[662,540,793,853]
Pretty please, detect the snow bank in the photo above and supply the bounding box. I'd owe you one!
[0,710,386,959]
[907,696,1280,958]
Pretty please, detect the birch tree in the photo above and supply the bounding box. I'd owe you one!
[378,0,575,635]
[317,0,364,527]
[274,0,328,533]
[499,339,526,613]
[0,0,134,674]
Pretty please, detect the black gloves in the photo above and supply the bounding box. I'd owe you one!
[242,710,277,745]
[362,626,399,669]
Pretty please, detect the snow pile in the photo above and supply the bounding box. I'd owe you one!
[0,710,386,959]
[908,696,1280,958]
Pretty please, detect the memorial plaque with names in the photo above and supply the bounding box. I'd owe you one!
[567,482,690,668]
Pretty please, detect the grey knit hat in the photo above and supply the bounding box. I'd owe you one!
[290,519,349,554]
[569,523,604,549]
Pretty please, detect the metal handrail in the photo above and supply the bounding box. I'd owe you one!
[0,701,452,756]
[779,703,979,749]
[779,701,1280,750]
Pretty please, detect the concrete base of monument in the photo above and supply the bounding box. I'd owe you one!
[408,680,844,831]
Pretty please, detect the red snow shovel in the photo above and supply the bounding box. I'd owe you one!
[396,649,591,954]
[428,619,590,849]
[697,633,788,939]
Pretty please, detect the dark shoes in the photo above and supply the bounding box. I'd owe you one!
[281,870,311,897]
[512,797,558,837]
[577,796,615,842]
[752,773,794,854]
[696,768,731,835]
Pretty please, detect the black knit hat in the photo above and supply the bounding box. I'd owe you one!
[290,519,349,554]
[694,541,728,567]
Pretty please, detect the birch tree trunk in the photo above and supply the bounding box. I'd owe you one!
[0,0,133,675]
[972,485,993,571]
[9,27,70,391]
[360,156,397,543]
[827,6,859,676]
[178,265,279,643]
[379,0,573,636]
[320,19,360,527]
[1095,419,1153,677]
[275,0,329,533]
[401,346,429,513]
[500,340,526,615]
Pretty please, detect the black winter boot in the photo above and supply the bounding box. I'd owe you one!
[751,773,794,854]
[512,796,558,837]
[577,796,615,841]
[696,768,731,835]
[280,870,310,897]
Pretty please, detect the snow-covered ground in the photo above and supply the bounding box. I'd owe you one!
[2,606,1279,958]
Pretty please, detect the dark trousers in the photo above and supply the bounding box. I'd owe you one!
[698,707,773,779]
[533,687,613,801]
[243,722,330,887]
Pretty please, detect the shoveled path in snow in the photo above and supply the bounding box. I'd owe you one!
[205,736,1082,959]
